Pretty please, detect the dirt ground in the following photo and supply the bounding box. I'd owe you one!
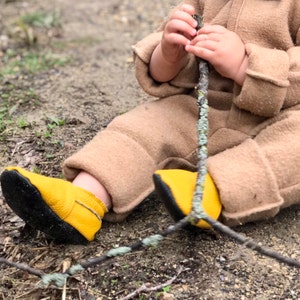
[0,0,299,299]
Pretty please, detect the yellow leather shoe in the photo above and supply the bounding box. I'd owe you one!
[0,166,107,244]
[153,169,221,228]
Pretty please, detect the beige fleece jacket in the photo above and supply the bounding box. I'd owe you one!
[132,0,300,225]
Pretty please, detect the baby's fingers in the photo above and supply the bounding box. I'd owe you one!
[165,31,192,47]
[197,24,227,35]
[185,43,215,61]
[165,17,197,38]
[191,32,221,44]
[180,3,196,16]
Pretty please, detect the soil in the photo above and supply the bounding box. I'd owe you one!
[0,0,299,299]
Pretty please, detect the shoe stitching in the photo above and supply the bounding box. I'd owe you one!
[74,199,103,221]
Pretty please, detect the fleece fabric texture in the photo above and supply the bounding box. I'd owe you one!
[63,0,300,226]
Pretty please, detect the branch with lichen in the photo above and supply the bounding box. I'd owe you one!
[0,207,299,289]
[189,14,209,224]
[190,59,209,224]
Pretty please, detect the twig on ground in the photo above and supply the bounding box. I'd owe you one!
[0,210,299,290]
[78,216,190,270]
[119,266,184,300]
[203,215,300,268]
[0,257,44,278]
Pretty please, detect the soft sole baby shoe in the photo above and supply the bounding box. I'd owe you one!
[0,167,107,244]
[153,169,222,228]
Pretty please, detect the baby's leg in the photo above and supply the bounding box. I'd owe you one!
[72,171,112,209]
[63,94,199,220]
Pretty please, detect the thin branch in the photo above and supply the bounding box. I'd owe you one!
[72,216,190,270]
[119,266,184,300]
[0,216,191,286]
[202,215,300,268]
[0,257,44,278]
[1,208,299,290]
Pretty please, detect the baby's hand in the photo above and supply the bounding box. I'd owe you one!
[160,4,199,64]
[186,24,248,85]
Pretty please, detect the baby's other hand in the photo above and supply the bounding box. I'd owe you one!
[186,24,248,85]
[161,4,199,64]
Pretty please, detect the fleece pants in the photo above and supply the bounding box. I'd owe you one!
[63,95,300,225]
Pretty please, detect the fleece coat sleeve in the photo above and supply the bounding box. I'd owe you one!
[133,33,199,98]
[234,32,300,117]
[132,0,203,98]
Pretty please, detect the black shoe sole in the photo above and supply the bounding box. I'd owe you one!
[153,173,186,223]
[0,170,88,244]
[153,173,202,232]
